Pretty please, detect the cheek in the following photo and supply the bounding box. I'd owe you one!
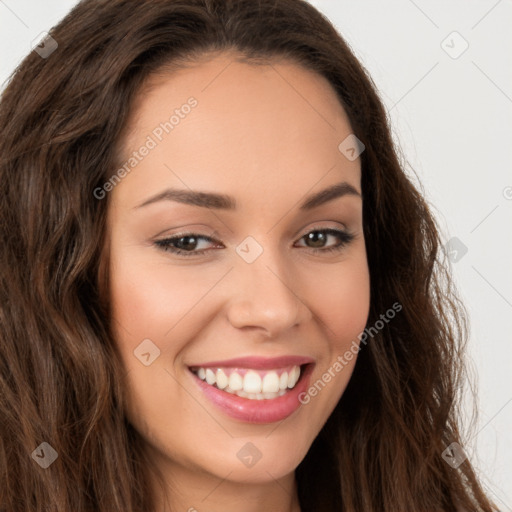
[305,253,370,349]
[108,251,218,457]
[109,250,221,348]
[297,251,370,412]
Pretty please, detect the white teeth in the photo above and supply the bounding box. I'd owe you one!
[205,368,216,385]
[243,371,262,393]
[287,366,300,388]
[216,369,228,390]
[279,372,288,390]
[228,372,243,391]
[193,365,302,400]
[294,365,301,384]
[262,372,280,393]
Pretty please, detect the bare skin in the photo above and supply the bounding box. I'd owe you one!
[104,51,370,512]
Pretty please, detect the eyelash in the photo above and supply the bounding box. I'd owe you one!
[154,227,355,257]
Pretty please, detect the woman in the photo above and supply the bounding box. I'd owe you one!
[0,0,497,510]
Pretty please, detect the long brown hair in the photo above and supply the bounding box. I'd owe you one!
[0,0,497,510]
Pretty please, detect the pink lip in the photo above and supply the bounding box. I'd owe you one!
[189,355,314,370]
[189,361,315,424]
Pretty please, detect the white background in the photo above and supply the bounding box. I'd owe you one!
[1,0,510,508]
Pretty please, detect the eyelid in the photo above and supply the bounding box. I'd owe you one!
[153,224,355,257]
[295,221,348,238]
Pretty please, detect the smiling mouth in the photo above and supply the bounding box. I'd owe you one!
[189,364,304,400]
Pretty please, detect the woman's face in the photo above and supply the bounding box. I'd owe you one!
[106,52,370,486]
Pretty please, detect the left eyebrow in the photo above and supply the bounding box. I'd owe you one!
[299,181,361,210]
[133,181,361,211]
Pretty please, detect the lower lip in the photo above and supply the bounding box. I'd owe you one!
[190,365,314,424]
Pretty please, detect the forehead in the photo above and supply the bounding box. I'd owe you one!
[129,51,350,127]
[113,52,361,209]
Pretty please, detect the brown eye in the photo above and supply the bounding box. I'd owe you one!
[154,228,355,258]
[297,228,355,253]
[154,233,220,256]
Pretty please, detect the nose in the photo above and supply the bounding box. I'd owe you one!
[224,244,311,338]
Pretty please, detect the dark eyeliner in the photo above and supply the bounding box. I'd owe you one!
[154,228,355,257]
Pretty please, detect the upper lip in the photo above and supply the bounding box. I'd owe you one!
[188,355,315,370]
